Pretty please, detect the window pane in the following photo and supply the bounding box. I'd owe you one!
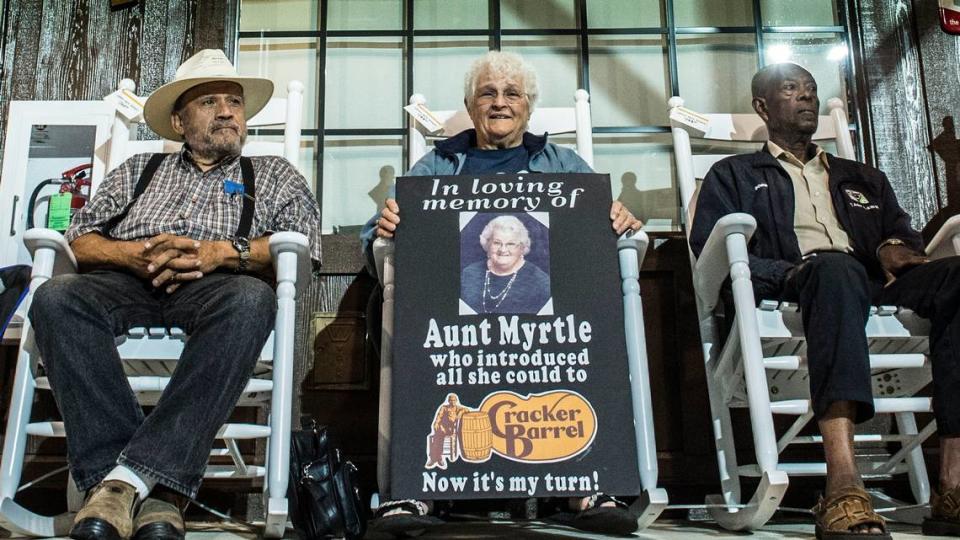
[328,0,402,31]
[414,0,489,30]
[689,138,841,169]
[234,0,858,239]
[594,134,679,231]
[587,0,662,28]
[239,0,318,31]
[677,34,757,114]
[673,0,753,27]
[247,135,318,193]
[762,33,848,114]
[589,36,669,127]
[322,136,403,233]
[501,36,580,109]
[414,38,489,112]
[501,0,577,29]
[238,38,319,129]
[761,0,838,26]
[325,38,404,129]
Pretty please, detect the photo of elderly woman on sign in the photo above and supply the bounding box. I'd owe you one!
[460,213,551,315]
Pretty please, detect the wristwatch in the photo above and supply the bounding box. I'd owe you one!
[876,237,905,258]
[232,236,251,273]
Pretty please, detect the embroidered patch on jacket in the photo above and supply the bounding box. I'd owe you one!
[844,188,879,210]
[844,189,870,204]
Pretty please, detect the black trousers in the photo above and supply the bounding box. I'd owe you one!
[775,252,960,433]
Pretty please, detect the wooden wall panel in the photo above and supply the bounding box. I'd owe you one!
[293,235,381,492]
[0,0,239,152]
[850,0,960,237]
[911,1,960,238]
[636,237,718,494]
[849,0,938,224]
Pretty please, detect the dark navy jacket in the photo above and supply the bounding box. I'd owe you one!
[689,146,923,299]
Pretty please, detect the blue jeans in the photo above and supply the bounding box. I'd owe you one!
[29,270,276,498]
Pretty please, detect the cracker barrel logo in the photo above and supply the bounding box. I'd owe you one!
[424,390,597,469]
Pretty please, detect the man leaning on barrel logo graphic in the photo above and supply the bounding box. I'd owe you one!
[425,394,470,469]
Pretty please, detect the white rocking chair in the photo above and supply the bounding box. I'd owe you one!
[0,78,310,538]
[670,94,960,531]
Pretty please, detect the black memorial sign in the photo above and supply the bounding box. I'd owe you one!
[391,173,640,499]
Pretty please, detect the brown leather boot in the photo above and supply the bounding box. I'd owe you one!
[70,480,140,540]
[132,486,186,540]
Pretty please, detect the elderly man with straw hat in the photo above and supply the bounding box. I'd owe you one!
[28,49,321,540]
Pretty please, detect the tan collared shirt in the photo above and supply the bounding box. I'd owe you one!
[767,141,852,256]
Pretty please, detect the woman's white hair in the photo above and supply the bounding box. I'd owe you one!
[463,51,539,111]
[479,215,532,256]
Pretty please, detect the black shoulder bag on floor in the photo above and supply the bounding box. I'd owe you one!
[288,418,367,539]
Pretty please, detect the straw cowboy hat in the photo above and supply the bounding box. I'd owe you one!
[143,49,274,141]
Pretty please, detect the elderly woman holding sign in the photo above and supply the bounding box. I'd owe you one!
[365,51,640,245]
[361,51,641,536]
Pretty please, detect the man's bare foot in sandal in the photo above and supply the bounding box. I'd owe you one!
[817,402,888,538]
[924,436,960,536]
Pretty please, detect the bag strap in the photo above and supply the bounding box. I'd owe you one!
[235,156,255,240]
[102,153,166,239]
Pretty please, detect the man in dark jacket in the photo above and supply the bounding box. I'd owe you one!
[691,63,960,538]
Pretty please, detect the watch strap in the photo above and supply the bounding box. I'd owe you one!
[233,237,250,273]
[876,238,906,259]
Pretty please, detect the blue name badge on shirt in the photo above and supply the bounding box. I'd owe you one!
[223,180,245,196]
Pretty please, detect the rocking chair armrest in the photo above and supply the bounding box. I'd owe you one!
[23,228,78,279]
[269,231,311,294]
[925,215,960,260]
[694,213,757,311]
[617,229,650,267]
[372,237,395,288]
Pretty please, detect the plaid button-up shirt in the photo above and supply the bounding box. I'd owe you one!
[67,148,322,266]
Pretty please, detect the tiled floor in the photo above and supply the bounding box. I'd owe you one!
[172,518,946,539]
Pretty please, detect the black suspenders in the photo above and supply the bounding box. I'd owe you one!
[102,153,256,240]
[236,156,256,240]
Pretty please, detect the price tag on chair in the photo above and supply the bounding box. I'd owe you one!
[403,102,444,133]
[669,106,710,138]
[104,88,145,121]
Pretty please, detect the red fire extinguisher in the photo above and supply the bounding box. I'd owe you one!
[61,164,92,216]
[941,0,960,35]
[28,163,93,232]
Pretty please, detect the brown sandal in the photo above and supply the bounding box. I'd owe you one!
[923,485,960,536]
[813,485,891,540]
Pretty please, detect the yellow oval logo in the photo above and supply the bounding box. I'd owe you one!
[479,390,597,463]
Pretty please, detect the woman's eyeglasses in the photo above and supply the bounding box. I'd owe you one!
[490,240,521,252]
[475,88,527,105]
